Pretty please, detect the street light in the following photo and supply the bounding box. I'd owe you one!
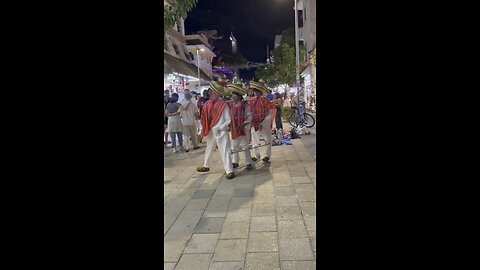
[196,47,204,90]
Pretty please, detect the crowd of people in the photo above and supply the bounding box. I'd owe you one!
[164,78,285,179]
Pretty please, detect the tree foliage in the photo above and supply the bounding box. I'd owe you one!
[255,27,307,86]
[164,0,198,34]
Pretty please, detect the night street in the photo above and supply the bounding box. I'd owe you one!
[164,0,317,268]
[164,117,316,269]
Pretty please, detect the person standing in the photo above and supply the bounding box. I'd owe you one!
[248,79,274,162]
[273,92,284,130]
[227,82,254,170]
[165,93,183,153]
[266,90,274,101]
[197,89,210,112]
[197,80,235,179]
[179,91,200,152]
[164,90,171,145]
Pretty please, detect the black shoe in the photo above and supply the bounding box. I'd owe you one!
[233,163,239,168]
[251,157,258,162]
[197,167,210,172]
[246,164,254,170]
[262,157,270,162]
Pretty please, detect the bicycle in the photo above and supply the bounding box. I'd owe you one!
[288,104,315,128]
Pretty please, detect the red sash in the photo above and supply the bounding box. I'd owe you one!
[201,99,227,138]
[249,96,274,131]
[229,101,248,140]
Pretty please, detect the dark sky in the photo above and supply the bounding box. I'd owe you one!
[185,0,295,65]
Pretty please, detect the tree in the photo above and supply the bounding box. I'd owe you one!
[255,27,307,86]
[164,0,198,35]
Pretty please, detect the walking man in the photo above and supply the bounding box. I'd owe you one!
[248,79,274,162]
[179,91,200,152]
[227,82,254,170]
[197,80,235,179]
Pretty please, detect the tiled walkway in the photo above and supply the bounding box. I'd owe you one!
[164,128,316,270]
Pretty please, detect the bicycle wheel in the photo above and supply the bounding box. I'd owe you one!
[288,114,299,128]
[303,113,315,128]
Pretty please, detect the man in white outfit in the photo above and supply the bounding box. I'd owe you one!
[197,79,235,179]
[179,91,200,152]
[248,79,274,162]
[227,82,254,170]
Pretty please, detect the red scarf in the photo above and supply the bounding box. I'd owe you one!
[229,101,248,140]
[201,99,227,138]
[249,96,274,131]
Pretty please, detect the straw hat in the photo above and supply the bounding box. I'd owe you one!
[227,82,247,95]
[249,79,269,94]
[208,80,226,96]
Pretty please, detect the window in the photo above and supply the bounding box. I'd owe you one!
[298,10,304,28]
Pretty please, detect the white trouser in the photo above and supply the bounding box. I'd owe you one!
[182,124,198,149]
[251,117,272,159]
[231,124,253,165]
[204,129,233,174]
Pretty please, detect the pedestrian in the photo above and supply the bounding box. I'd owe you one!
[191,91,198,101]
[197,89,210,112]
[227,82,254,170]
[266,89,274,101]
[273,92,284,130]
[179,91,200,152]
[290,94,298,110]
[164,90,171,145]
[197,79,235,179]
[165,93,184,153]
[248,79,274,162]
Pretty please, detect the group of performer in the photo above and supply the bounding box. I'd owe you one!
[196,78,275,180]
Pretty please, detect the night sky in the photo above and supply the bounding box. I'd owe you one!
[185,0,296,80]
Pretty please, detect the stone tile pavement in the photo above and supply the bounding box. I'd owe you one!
[164,131,316,269]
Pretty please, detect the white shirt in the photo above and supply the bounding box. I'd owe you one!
[179,100,199,126]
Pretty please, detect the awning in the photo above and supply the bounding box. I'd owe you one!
[164,52,211,81]
[300,64,311,77]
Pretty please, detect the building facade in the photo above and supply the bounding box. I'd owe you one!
[164,0,213,94]
[297,0,316,111]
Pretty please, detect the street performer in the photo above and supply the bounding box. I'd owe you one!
[197,79,235,179]
[227,82,254,170]
[248,79,274,162]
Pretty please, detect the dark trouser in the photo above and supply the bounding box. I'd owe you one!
[170,132,183,149]
[275,107,283,129]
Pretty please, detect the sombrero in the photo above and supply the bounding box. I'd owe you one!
[249,79,269,94]
[208,80,227,96]
[227,82,247,95]
[217,77,228,87]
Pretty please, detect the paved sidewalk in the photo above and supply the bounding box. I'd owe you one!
[164,129,316,269]
[280,112,316,160]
